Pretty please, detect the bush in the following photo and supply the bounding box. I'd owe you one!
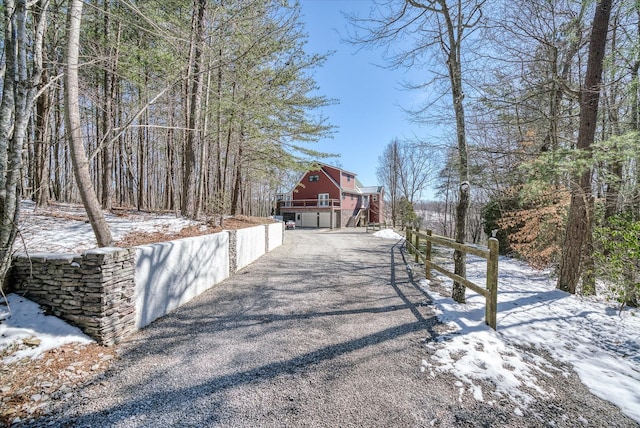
[594,214,640,308]
[481,199,516,255]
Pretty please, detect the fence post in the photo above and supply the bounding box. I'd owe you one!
[486,237,499,330]
[405,226,412,255]
[414,226,420,263]
[425,229,432,280]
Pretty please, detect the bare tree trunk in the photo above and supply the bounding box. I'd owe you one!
[196,64,213,217]
[558,0,612,294]
[603,12,622,222]
[101,8,121,211]
[440,1,470,304]
[0,0,49,290]
[64,0,113,247]
[137,87,145,211]
[34,50,51,207]
[631,6,640,220]
[181,0,207,218]
[231,143,243,216]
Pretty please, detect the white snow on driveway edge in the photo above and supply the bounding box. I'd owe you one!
[419,254,640,423]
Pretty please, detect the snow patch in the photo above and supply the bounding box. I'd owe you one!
[372,229,404,240]
[0,294,93,363]
[419,255,640,422]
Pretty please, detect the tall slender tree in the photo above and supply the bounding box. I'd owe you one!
[557,0,613,294]
[64,0,113,247]
[349,0,484,302]
[0,0,49,290]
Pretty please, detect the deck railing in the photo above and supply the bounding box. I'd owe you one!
[277,199,340,208]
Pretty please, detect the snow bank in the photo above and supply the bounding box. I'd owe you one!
[372,229,404,240]
[420,255,640,422]
[0,294,92,363]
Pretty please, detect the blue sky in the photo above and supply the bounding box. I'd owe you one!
[297,0,432,188]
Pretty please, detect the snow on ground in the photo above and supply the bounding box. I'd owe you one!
[0,294,93,363]
[4,202,639,421]
[2,200,200,363]
[372,228,405,240]
[15,200,198,254]
[419,253,640,423]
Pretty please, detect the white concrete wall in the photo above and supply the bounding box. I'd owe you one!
[267,222,283,251]
[134,232,229,329]
[236,225,266,271]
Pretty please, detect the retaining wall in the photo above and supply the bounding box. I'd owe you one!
[135,232,229,329]
[10,222,283,345]
[267,222,284,252]
[11,248,136,345]
[235,225,267,271]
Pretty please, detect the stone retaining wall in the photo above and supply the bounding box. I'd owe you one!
[10,223,284,345]
[11,248,136,346]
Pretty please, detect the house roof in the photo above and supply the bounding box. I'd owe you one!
[286,162,382,195]
[357,186,382,194]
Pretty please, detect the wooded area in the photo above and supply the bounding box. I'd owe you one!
[364,0,638,306]
[1,0,639,307]
[0,0,333,289]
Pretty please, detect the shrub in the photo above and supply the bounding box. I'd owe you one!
[594,214,640,308]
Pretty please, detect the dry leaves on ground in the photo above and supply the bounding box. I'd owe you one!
[115,215,277,247]
[1,343,117,426]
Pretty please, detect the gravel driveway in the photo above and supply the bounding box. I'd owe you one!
[26,229,638,427]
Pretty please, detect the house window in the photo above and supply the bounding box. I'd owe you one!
[309,175,319,182]
[318,193,329,207]
[372,195,378,202]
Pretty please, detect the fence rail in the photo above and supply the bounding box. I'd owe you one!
[405,227,499,330]
[365,222,385,232]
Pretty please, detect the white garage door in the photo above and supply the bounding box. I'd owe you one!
[319,212,331,228]
[300,212,317,228]
[298,212,331,228]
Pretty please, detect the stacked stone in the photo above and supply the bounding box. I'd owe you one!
[227,230,237,273]
[11,248,136,346]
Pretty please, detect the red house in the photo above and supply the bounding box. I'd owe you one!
[276,164,384,228]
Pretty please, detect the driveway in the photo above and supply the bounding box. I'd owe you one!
[28,229,450,426]
[24,229,633,427]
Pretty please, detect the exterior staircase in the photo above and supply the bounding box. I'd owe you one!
[346,208,364,227]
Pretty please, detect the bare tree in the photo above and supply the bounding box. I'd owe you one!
[64,0,113,247]
[350,0,484,303]
[377,140,401,227]
[0,0,49,290]
[558,0,613,294]
[181,0,207,219]
[398,142,438,203]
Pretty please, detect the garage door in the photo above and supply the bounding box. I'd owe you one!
[298,212,331,228]
[300,212,316,228]
[319,212,331,228]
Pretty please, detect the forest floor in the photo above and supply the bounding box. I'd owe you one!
[2,201,277,425]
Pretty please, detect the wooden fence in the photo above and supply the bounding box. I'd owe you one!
[405,227,499,330]
[365,222,385,233]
